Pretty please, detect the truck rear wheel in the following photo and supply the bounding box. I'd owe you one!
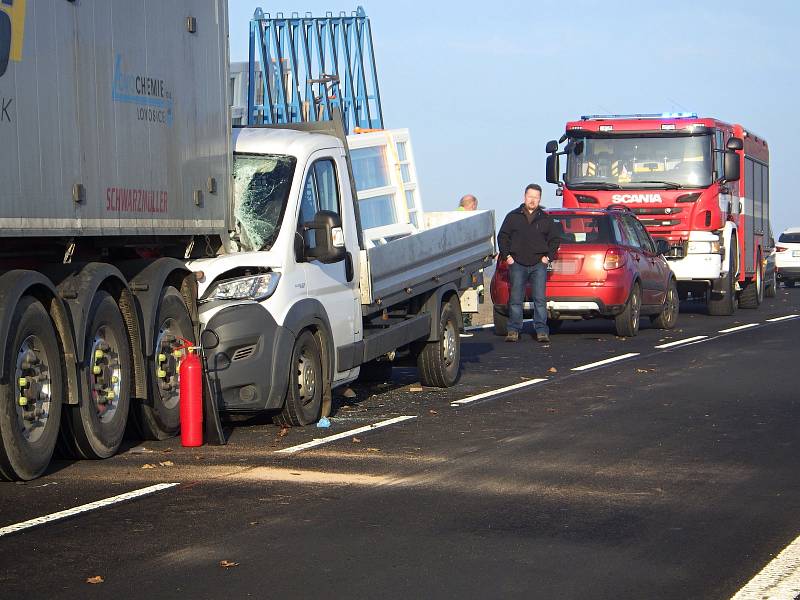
[738,252,763,309]
[708,242,737,316]
[418,298,461,387]
[61,291,131,459]
[137,287,193,440]
[275,330,323,427]
[0,297,63,481]
[614,283,641,337]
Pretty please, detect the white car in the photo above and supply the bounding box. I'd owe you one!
[775,227,800,288]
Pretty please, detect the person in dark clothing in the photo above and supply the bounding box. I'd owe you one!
[497,183,561,343]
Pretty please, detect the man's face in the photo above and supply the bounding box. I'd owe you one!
[524,189,541,212]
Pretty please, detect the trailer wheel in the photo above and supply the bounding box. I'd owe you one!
[738,252,764,309]
[0,297,63,481]
[614,283,641,337]
[708,241,738,316]
[61,291,131,459]
[493,305,508,336]
[651,279,679,330]
[136,287,193,440]
[418,298,461,387]
[275,330,323,427]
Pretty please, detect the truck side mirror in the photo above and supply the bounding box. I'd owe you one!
[304,210,346,264]
[545,140,559,154]
[726,137,743,151]
[723,151,740,182]
[546,154,560,185]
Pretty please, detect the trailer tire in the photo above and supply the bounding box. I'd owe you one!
[738,252,764,309]
[651,279,679,330]
[493,305,509,336]
[61,291,131,459]
[275,330,323,427]
[418,298,461,387]
[708,241,738,316]
[137,287,193,440]
[0,297,63,481]
[614,283,641,337]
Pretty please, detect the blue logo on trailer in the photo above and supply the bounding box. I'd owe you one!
[111,54,174,126]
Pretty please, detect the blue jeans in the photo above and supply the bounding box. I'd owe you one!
[508,261,548,334]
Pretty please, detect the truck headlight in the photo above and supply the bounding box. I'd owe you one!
[687,241,721,254]
[202,273,280,302]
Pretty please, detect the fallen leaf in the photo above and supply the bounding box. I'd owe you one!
[366,448,381,452]
[219,560,239,568]
[249,521,259,526]
[162,448,173,453]
[429,409,438,415]
[159,461,174,467]
[352,437,362,443]
[141,463,156,470]
[409,386,423,392]
[548,367,557,373]
[636,369,648,373]
[278,427,289,438]
[86,576,104,584]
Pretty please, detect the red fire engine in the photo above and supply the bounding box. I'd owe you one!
[546,113,769,315]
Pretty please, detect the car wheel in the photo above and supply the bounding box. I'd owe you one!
[708,241,738,316]
[615,283,641,337]
[493,305,509,336]
[651,279,679,329]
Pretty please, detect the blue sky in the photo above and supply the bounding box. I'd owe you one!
[228,1,799,235]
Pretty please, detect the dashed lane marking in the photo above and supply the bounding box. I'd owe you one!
[719,323,761,333]
[275,416,417,455]
[766,314,800,323]
[450,378,548,407]
[0,483,180,538]
[571,353,640,371]
[654,335,709,349]
[730,532,800,600]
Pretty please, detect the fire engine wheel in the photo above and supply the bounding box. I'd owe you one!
[651,279,679,330]
[493,305,509,336]
[275,330,323,427]
[739,252,764,309]
[0,297,63,481]
[615,283,641,338]
[708,241,738,316]
[61,291,131,459]
[418,298,461,388]
[137,287,194,440]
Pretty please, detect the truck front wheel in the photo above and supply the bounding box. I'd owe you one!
[0,297,63,481]
[417,298,461,387]
[275,330,323,427]
[708,242,738,316]
[61,291,131,459]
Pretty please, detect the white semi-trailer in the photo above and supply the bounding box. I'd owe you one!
[0,1,494,480]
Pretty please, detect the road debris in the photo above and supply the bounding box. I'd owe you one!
[219,560,239,569]
[86,576,104,584]
[317,417,331,428]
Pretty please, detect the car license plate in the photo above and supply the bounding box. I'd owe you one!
[793,250,800,257]
[550,259,579,274]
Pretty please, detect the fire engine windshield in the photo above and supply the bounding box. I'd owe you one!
[565,134,713,189]
[233,154,297,251]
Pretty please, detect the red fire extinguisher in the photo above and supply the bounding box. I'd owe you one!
[179,345,203,447]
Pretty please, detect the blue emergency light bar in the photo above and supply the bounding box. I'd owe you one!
[580,112,698,120]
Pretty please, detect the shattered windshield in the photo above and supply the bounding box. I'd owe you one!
[565,134,713,189]
[233,154,297,251]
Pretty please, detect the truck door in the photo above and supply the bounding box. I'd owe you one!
[298,152,359,377]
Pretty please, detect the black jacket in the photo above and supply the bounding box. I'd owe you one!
[498,205,561,266]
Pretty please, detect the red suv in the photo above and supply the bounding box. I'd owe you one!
[490,207,678,337]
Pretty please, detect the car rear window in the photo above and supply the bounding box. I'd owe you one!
[778,232,800,244]
[552,215,615,244]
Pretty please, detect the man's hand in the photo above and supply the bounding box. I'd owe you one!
[541,256,550,265]
[506,256,515,265]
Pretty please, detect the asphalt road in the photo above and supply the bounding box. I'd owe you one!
[1,289,799,599]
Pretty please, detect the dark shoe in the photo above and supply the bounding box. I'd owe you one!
[536,332,550,343]
[505,331,519,342]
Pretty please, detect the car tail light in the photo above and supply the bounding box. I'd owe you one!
[603,247,626,270]
[775,246,788,253]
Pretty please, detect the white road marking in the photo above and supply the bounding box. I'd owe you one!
[275,416,417,455]
[730,532,800,600]
[450,378,548,407]
[571,353,640,371]
[654,335,709,349]
[0,483,179,538]
[766,314,800,323]
[719,323,760,333]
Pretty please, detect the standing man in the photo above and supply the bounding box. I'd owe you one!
[497,184,560,343]
[457,194,478,211]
